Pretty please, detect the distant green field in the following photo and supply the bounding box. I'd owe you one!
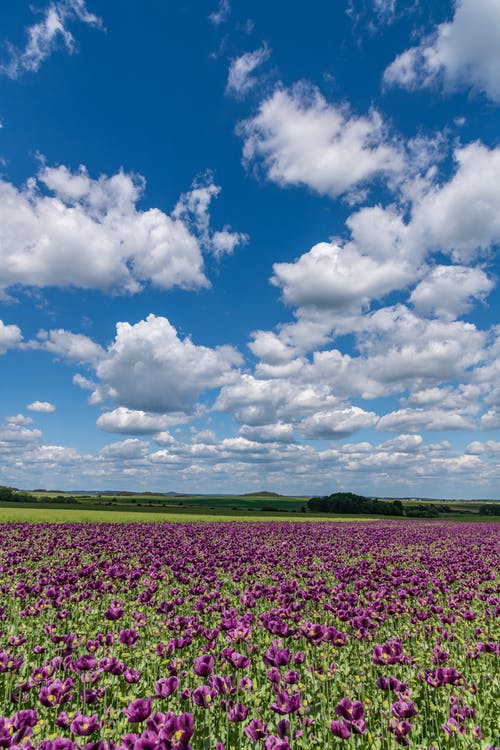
[24,492,309,511]
[4,490,497,523]
[0,506,373,524]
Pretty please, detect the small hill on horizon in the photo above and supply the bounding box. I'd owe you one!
[240,491,283,497]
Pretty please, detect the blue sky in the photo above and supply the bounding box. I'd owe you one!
[1,0,500,498]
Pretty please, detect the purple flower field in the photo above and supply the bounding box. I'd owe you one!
[0,521,498,749]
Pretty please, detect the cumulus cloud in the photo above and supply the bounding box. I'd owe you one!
[226,45,270,98]
[353,306,485,393]
[99,438,149,460]
[377,407,476,433]
[0,164,245,296]
[0,422,42,446]
[239,84,403,199]
[271,236,414,313]
[301,406,378,439]
[173,177,247,258]
[1,0,103,79]
[248,330,300,365]
[36,328,104,365]
[384,0,500,102]
[410,265,493,320]
[0,320,22,354]
[411,142,500,262]
[91,314,242,414]
[268,142,500,321]
[239,423,295,444]
[27,401,56,413]
[96,408,185,435]
[5,414,34,427]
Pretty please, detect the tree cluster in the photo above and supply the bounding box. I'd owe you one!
[308,492,441,517]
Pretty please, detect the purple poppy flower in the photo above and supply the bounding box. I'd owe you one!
[227,702,249,722]
[392,700,418,719]
[127,730,159,750]
[264,736,291,750]
[244,718,268,741]
[225,650,250,669]
[376,675,408,692]
[192,685,213,708]
[276,719,290,739]
[124,668,141,684]
[441,717,464,736]
[70,711,100,736]
[104,606,124,621]
[39,680,64,707]
[335,698,365,722]
[155,676,179,698]
[119,629,139,646]
[388,718,412,746]
[193,654,214,677]
[330,720,351,739]
[270,690,301,715]
[263,642,291,668]
[56,711,71,729]
[75,654,97,671]
[123,697,152,723]
[11,709,38,731]
[157,711,194,748]
[372,638,408,666]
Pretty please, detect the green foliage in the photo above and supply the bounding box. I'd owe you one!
[479,502,500,515]
[308,492,405,516]
[308,492,449,517]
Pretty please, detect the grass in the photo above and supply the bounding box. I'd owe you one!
[0,503,497,523]
[0,505,376,523]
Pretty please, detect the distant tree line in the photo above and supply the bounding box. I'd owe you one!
[308,492,443,518]
[0,487,104,505]
[0,486,32,503]
[478,503,500,515]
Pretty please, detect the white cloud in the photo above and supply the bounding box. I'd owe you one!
[384,0,500,102]
[379,433,423,452]
[30,444,81,464]
[411,142,500,262]
[172,177,247,258]
[99,438,149,460]
[211,229,248,258]
[239,84,403,199]
[268,142,500,323]
[36,328,104,365]
[209,0,230,25]
[0,164,245,296]
[96,408,185,435]
[72,373,95,390]
[410,265,493,321]
[226,45,271,98]
[27,401,56,413]
[405,384,481,411]
[5,414,34,427]
[347,0,400,27]
[480,409,500,430]
[1,0,103,79]
[248,330,300,365]
[271,236,414,312]
[239,423,295,444]
[353,306,485,392]
[0,320,22,354]
[91,314,242,414]
[0,422,42,446]
[465,439,500,456]
[377,407,476,433]
[301,406,378,439]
